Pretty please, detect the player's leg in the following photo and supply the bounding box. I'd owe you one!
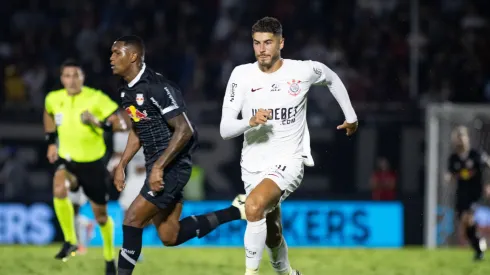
[462,210,484,260]
[244,178,282,274]
[244,161,304,275]
[69,186,91,255]
[118,194,161,275]
[265,206,295,275]
[118,174,147,262]
[79,159,117,274]
[52,161,78,260]
[151,165,244,246]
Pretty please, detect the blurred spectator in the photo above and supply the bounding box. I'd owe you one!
[0,0,489,117]
[370,157,397,201]
[4,65,27,108]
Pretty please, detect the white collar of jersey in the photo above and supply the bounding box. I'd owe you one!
[127,63,146,88]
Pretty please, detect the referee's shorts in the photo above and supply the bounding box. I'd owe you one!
[54,157,110,205]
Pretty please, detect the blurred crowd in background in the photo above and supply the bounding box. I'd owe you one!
[1,0,490,118]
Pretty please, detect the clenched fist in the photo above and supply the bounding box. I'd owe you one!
[249,108,272,127]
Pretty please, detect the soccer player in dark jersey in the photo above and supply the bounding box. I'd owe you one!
[110,35,246,274]
[447,126,490,260]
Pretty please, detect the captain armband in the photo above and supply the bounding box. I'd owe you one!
[45,132,58,145]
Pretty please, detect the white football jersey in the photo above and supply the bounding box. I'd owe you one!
[222,59,344,172]
[113,132,145,176]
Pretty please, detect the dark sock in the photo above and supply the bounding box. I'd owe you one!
[466,224,482,253]
[117,225,143,274]
[174,206,241,245]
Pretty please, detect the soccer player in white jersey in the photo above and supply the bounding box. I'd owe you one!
[220,17,358,275]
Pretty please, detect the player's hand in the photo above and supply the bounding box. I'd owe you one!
[337,120,358,136]
[249,108,272,127]
[81,110,100,127]
[47,144,58,164]
[113,165,126,192]
[149,167,165,193]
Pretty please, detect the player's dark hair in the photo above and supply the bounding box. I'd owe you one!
[60,59,83,74]
[115,35,146,59]
[252,17,283,36]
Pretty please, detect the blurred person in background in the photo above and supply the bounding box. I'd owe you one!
[370,157,397,201]
[44,59,128,274]
[446,126,490,260]
[4,65,27,109]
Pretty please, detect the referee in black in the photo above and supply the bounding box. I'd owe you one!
[447,126,490,260]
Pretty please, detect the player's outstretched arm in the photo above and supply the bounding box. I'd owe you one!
[220,107,251,140]
[152,114,194,170]
[310,61,358,136]
[43,109,58,164]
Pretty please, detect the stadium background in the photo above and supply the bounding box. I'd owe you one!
[0,0,489,257]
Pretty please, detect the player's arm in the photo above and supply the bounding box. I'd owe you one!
[44,95,58,163]
[445,156,458,184]
[150,83,194,170]
[153,114,194,170]
[309,61,358,135]
[116,127,141,169]
[83,91,128,132]
[220,67,252,140]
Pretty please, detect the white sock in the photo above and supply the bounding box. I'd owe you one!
[244,218,267,273]
[267,237,291,275]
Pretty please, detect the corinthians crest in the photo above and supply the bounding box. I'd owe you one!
[287,79,301,96]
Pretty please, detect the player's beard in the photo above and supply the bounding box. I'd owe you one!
[257,52,280,69]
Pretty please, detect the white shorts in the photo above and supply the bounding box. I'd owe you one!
[242,158,304,204]
[68,187,88,206]
[475,206,490,227]
[118,174,146,210]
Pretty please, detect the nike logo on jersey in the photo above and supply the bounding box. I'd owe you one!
[251,88,262,92]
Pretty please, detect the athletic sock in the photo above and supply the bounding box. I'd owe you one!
[53,197,77,245]
[244,218,267,272]
[466,223,482,253]
[118,225,143,274]
[174,206,242,245]
[100,216,115,261]
[266,237,292,275]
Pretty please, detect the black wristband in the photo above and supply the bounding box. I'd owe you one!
[101,122,113,131]
[45,132,57,145]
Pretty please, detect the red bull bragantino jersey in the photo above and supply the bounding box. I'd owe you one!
[119,64,197,166]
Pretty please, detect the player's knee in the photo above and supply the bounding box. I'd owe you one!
[157,223,179,247]
[95,213,108,225]
[245,196,266,221]
[123,209,146,228]
[53,170,67,198]
[160,231,178,247]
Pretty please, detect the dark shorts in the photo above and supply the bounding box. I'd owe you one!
[55,157,109,205]
[140,161,192,210]
[456,191,481,217]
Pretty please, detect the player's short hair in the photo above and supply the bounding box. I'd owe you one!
[115,35,146,59]
[60,59,83,74]
[252,17,283,36]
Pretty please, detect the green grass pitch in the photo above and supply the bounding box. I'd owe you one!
[0,245,489,275]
